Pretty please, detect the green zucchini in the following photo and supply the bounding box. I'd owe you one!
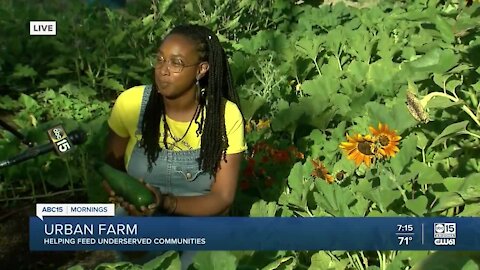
[96,162,155,209]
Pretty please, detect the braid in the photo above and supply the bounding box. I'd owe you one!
[139,73,162,172]
[140,24,242,176]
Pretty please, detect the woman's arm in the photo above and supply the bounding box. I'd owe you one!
[104,127,129,172]
[164,152,243,216]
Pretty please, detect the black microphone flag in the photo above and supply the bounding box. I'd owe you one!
[0,126,87,169]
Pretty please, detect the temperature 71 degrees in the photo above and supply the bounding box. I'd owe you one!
[398,236,413,246]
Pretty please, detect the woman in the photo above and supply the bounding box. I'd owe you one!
[103,24,246,267]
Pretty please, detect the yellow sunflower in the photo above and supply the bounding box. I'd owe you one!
[339,134,376,167]
[369,123,401,158]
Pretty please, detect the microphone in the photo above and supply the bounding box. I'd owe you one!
[0,127,87,169]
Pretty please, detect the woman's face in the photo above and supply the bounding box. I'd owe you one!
[154,34,206,99]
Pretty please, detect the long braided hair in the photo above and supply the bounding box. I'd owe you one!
[140,24,241,176]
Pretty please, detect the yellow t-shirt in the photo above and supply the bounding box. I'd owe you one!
[108,85,247,168]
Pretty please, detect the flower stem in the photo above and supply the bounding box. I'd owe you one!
[459,130,480,140]
[422,92,480,127]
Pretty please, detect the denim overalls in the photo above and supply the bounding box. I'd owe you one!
[116,85,214,269]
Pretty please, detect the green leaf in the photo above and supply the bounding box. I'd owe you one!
[443,177,465,192]
[431,192,464,212]
[458,204,480,217]
[461,260,480,270]
[39,79,59,89]
[411,251,480,270]
[415,132,429,150]
[366,99,417,135]
[427,97,463,110]
[47,67,71,76]
[12,64,37,78]
[405,48,459,74]
[110,30,127,46]
[142,14,154,26]
[107,64,123,75]
[434,15,455,44]
[193,251,237,270]
[19,94,40,111]
[406,196,428,216]
[433,73,451,89]
[391,135,418,175]
[101,78,124,92]
[309,251,336,270]
[142,251,180,270]
[433,145,462,161]
[410,160,443,185]
[287,162,304,192]
[261,256,294,270]
[250,200,278,217]
[158,0,174,15]
[430,121,469,149]
[302,75,339,97]
[94,262,137,270]
[446,80,462,94]
[390,251,429,270]
[458,173,480,202]
[295,36,323,60]
[332,156,356,179]
[367,188,401,213]
[239,95,266,120]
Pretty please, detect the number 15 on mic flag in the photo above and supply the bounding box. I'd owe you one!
[47,126,72,155]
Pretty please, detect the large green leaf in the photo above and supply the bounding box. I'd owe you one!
[429,121,469,149]
[404,48,459,74]
[261,256,294,270]
[142,251,180,270]
[287,162,304,193]
[239,95,266,120]
[250,200,278,217]
[412,251,480,270]
[391,135,418,175]
[431,192,464,212]
[458,173,480,202]
[434,15,455,44]
[309,251,338,270]
[410,160,443,185]
[193,251,237,270]
[405,196,428,216]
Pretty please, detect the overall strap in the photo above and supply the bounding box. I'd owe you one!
[135,85,152,137]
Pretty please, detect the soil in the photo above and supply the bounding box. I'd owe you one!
[0,192,117,270]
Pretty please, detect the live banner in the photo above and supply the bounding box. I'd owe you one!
[29,217,480,251]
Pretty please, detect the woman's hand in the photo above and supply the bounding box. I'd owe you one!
[102,179,162,216]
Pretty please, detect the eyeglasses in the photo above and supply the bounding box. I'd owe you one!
[152,56,201,73]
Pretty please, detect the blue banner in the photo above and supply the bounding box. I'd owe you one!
[30,217,480,251]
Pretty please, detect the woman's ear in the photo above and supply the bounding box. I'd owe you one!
[197,62,209,80]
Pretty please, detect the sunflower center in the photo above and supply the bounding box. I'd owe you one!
[379,135,390,146]
[358,141,374,155]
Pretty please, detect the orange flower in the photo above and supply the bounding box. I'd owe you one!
[369,123,401,158]
[339,134,376,167]
[311,159,334,183]
[288,146,305,160]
